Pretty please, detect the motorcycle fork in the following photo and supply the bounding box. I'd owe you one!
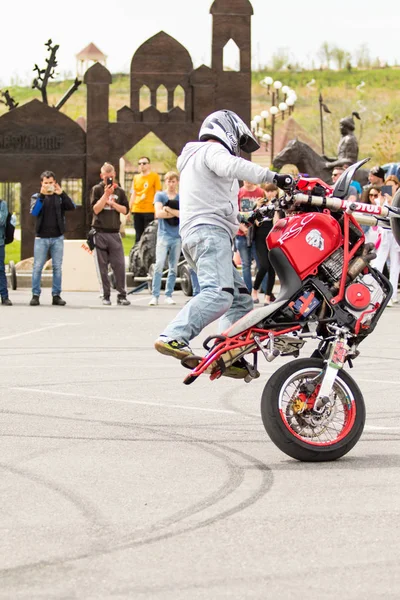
[313,331,350,412]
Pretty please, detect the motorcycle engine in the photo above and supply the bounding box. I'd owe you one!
[320,249,385,330]
[344,273,385,326]
[320,248,344,285]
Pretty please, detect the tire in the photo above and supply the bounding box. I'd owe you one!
[261,358,365,462]
[128,244,147,282]
[8,260,17,290]
[139,220,159,273]
[178,263,193,296]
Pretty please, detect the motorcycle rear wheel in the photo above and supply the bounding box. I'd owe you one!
[261,358,365,462]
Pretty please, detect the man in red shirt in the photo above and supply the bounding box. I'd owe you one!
[236,180,266,302]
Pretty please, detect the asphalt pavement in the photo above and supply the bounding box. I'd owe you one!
[1,288,400,599]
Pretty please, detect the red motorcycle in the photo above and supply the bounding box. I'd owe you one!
[181,159,400,462]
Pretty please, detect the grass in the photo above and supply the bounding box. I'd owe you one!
[4,232,135,265]
[4,239,21,265]
[2,68,400,165]
[121,233,135,256]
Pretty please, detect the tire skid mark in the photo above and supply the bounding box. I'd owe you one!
[0,462,111,541]
[0,413,272,580]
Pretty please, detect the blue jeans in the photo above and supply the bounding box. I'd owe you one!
[152,235,181,298]
[161,225,253,345]
[234,235,267,293]
[189,268,200,296]
[32,236,64,296]
[0,244,8,299]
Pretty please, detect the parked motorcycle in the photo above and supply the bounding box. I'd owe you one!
[181,159,400,462]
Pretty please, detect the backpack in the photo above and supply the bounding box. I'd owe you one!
[4,211,15,245]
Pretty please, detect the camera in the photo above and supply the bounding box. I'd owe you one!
[46,184,55,194]
[106,177,113,186]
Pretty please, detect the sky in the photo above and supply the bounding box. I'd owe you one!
[1,0,398,86]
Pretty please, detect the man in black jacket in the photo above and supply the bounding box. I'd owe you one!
[91,163,130,306]
[30,170,75,306]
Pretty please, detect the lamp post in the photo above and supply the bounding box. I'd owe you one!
[252,77,297,164]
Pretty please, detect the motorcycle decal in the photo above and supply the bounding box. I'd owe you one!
[306,229,325,251]
[278,213,316,245]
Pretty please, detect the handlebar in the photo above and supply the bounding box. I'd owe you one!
[290,193,398,227]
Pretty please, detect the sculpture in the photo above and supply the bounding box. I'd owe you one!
[324,111,361,169]
[273,138,369,186]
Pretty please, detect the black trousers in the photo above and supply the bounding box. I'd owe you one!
[253,228,276,296]
[133,213,154,244]
[94,232,126,299]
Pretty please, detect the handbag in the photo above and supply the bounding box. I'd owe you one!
[86,227,96,251]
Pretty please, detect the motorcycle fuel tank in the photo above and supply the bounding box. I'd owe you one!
[267,212,343,280]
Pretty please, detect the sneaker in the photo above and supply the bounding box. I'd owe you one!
[117,297,131,306]
[387,299,394,307]
[1,297,12,306]
[154,337,194,362]
[392,298,399,304]
[164,296,176,305]
[149,296,159,306]
[30,295,40,306]
[102,297,112,306]
[52,295,66,306]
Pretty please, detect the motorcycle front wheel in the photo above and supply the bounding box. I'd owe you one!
[261,358,365,462]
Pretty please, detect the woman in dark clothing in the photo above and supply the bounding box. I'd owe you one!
[251,183,279,305]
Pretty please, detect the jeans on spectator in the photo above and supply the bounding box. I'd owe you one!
[152,235,181,298]
[234,235,267,293]
[161,225,253,345]
[0,244,8,299]
[189,268,200,296]
[32,236,64,297]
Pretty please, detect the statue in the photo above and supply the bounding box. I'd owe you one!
[324,111,361,169]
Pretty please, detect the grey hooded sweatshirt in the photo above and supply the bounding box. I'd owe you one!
[177,141,276,241]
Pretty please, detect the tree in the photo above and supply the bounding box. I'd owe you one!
[354,44,371,69]
[318,42,333,69]
[271,48,289,71]
[331,47,352,70]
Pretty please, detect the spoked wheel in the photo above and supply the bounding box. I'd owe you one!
[261,358,365,462]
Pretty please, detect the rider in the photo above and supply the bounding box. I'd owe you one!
[324,113,360,170]
[154,109,294,378]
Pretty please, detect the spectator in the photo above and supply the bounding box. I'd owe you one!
[154,109,293,379]
[331,166,359,201]
[370,176,400,306]
[90,162,131,306]
[129,157,161,245]
[149,171,181,306]
[368,166,385,187]
[361,165,385,203]
[236,180,266,299]
[189,268,200,296]
[0,199,12,305]
[30,170,75,306]
[250,183,279,305]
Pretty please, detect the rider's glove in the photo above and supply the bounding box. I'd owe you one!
[273,173,294,191]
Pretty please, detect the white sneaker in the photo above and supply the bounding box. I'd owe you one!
[164,297,176,305]
[387,299,394,307]
[149,296,158,306]
[392,297,398,304]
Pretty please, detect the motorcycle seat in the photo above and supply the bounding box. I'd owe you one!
[223,299,288,337]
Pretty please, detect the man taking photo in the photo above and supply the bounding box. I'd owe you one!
[30,170,75,306]
[90,162,130,306]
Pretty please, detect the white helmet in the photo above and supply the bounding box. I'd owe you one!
[198,109,259,157]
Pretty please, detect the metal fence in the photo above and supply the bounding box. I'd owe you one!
[61,178,83,205]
